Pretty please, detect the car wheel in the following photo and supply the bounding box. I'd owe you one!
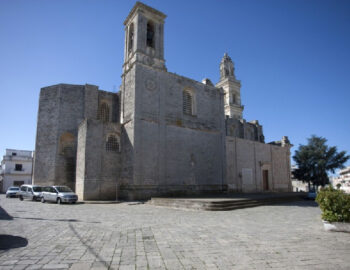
[32,196,36,201]
[6,194,9,198]
[19,196,23,201]
[57,198,62,204]
[41,197,45,203]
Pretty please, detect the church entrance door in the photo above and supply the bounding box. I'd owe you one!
[263,170,269,191]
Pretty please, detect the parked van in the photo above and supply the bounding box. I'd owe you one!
[19,185,43,201]
[41,186,78,204]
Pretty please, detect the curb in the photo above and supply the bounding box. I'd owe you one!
[323,220,350,233]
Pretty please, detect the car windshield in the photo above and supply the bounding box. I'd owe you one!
[9,187,19,191]
[33,186,42,192]
[56,186,73,193]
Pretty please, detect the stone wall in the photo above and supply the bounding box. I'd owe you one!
[34,85,73,187]
[226,137,292,192]
[35,84,87,189]
[119,63,226,199]
[33,84,119,191]
[226,118,264,142]
[76,119,121,200]
[120,67,136,189]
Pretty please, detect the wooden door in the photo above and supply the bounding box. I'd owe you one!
[263,170,269,191]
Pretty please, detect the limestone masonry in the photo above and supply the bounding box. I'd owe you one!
[33,2,292,200]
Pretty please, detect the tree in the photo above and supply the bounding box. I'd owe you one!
[293,135,349,189]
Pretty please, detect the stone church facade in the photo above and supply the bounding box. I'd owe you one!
[33,2,292,200]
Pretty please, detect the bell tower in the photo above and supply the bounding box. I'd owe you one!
[123,2,167,74]
[216,53,244,119]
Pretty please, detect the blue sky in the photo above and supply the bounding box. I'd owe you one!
[0,0,349,167]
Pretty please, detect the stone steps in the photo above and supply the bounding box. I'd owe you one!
[149,193,306,211]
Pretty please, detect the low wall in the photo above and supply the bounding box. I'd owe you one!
[226,137,292,193]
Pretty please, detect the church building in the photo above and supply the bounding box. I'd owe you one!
[33,2,292,200]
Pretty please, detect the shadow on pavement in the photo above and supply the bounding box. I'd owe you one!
[0,206,13,220]
[11,216,101,224]
[0,235,28,250]
[69,223,110,268]
[12,217,79,222]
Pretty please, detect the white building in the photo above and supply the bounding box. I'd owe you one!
[331,166,350,193]
[0,149,33,192]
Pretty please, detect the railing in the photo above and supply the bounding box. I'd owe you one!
[3,156,33,161]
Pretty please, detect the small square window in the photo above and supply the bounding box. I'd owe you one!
[15,164,22,171]
[12,153,17,156]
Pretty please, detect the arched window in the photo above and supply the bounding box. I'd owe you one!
[146,21,155,48]
[128,23,134,52]
[59,132,75,157]
[232,94,236,104]
[230,125,235,136]
[98,103,110,123]
[106,135,119,152]
[183,89,194,115]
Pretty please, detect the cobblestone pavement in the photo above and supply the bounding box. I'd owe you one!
[0,195,349,270]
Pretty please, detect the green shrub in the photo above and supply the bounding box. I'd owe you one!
[316,186,350,222]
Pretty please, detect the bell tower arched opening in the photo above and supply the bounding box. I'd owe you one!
[146,21,155,48]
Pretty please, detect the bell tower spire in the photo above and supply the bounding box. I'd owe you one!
[216,53,244,119]
[220,53,235,79]
[123,2,167,74]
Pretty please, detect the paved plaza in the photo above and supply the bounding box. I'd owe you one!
[0,195,349,270]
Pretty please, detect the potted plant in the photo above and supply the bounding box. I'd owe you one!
[316,186,350,232]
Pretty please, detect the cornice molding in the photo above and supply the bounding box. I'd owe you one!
[124,2,166,25]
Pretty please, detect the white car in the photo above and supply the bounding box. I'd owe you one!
[18,185,43,201]
[6,186,20,198]
[41,186,78,204]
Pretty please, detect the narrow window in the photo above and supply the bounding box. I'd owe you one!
[128,23,134,52]
[98,103,110,123]
[263,170,269,191]
[147,21,155,48]
[12,152,17,156]
[106,135,119,152]
[232,94,236,104]
[15,164,22,171]
[183,89,193,115]
[230,125,235,136]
